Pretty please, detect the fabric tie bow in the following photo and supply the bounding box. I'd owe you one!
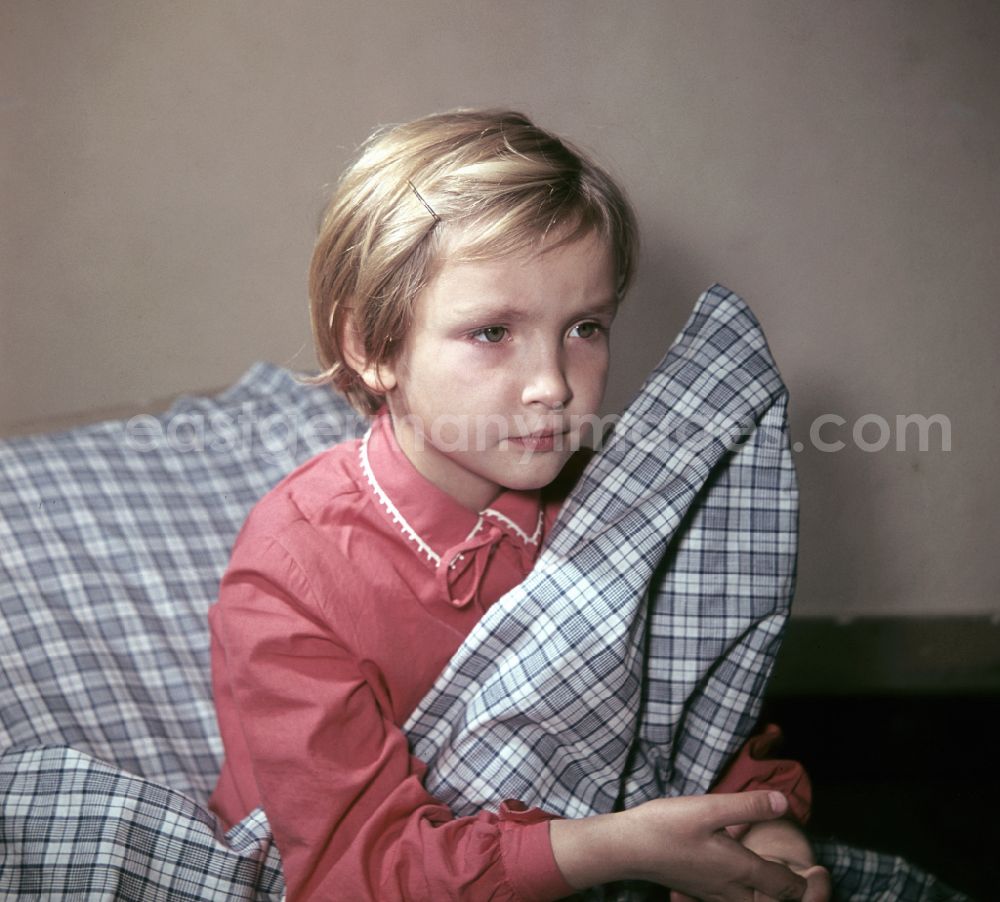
[436,524,508,609]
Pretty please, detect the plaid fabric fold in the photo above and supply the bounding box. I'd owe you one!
[405,285,968,902]
[0,746,284,901]
[405,284,797,817]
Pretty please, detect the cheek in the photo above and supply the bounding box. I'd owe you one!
[400,346,509,413]
[572,351,610,400]
[445,346,522,393]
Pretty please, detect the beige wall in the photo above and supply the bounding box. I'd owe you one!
[3,0,998,617]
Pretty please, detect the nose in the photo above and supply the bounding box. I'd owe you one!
[521,346,572,410]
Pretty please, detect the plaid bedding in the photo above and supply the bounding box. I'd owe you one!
[1,364,364,899]
[0,291,965,900]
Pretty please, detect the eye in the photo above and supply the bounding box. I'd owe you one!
[570,321,603,339]
[471,326,508,343]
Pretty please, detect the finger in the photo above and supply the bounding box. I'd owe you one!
[707,790,789,831]
[669,892,698,902]
[800,865,833,902]
[744,853,807,901]
[751,862,830,902]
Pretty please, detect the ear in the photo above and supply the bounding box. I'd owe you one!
[341,317,397,394]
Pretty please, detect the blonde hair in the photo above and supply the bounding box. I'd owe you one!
[308,108,638,415]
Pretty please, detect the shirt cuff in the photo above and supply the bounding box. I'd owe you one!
[713,723,813,825]
[498,800,575,901]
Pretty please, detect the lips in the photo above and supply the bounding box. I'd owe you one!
[508,429,568,452]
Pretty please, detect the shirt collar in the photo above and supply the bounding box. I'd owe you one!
[359,411,544,571]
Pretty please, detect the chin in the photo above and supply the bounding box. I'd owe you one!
[499,463,568,493]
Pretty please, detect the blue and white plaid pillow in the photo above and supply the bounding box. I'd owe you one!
[0,363,363,900]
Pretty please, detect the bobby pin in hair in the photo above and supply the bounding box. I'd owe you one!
[407,180,441,224]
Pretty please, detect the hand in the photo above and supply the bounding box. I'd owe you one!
[632,792,809,901]
[552,790,808,901]
[670,818,831,902]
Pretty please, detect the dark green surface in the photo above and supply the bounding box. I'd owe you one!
[761,693,995,900]
[764,618,997,898]
[771,617,1000,695]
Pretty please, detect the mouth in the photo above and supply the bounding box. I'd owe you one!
[507,429,569,452]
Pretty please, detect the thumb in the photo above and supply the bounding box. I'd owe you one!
[710,790,788,830]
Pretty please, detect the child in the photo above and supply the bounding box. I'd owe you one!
[208,109,828,901]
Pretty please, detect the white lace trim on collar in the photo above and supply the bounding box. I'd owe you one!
[482,507,544,546]
[359,426,544,567]
[359,427,441,566]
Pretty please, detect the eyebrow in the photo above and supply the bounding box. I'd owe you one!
[581,299,620,318]
[448,297,619,323]
[449,303,529,323]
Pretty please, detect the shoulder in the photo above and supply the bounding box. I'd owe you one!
[219,437,376,628]
[226,437,374,579]
[242,438,365,534]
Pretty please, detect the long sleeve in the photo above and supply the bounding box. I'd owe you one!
[210,528,572,902]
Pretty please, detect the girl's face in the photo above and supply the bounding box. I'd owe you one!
[377,229,618,511]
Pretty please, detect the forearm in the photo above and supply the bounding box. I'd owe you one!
[549,810,634,889]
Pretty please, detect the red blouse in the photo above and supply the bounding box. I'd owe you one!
[209,412,808,901]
